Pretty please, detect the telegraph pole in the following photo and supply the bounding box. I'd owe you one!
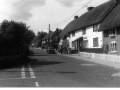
[48,24,50,49]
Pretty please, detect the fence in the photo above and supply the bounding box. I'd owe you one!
[79,52,120,63]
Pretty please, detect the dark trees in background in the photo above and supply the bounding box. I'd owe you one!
[37,31,47,47]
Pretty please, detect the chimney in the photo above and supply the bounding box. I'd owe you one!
[87,7,94,11]
[74,16,78,20]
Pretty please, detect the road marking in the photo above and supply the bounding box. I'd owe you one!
[21,72,25,74]
[30,72,34,74]
[35,82,39,87]
[21,66,25,71]
[21,66,26,78]
[30,73,35,76]
[31,76,36,78]
[28,64,36,78]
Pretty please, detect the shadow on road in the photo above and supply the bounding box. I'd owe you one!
[29,50,47,56]
[28,58,77,74]
[0,57,30,70]
[29,58,64,68]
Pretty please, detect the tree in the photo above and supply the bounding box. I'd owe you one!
[37,31,47,47]
[0,20,35,48]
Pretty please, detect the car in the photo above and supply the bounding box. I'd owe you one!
[47,49,56,54]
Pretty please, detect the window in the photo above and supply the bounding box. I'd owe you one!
[72,32,75,37]
[110,41,117,52]
[93,37,99,47]
[109,29,116,35]
[82,28,86,35]
[93,24,99,32]
[82,40,88,48]
[109,29,116,38]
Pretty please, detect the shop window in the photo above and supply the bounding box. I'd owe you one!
[82,40,88,48]
[93,37,98,47]
[110,41,117,52]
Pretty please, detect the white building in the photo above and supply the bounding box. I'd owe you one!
[69,23,103,50]
[64,0,117,53]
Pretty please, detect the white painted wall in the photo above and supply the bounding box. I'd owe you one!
[69,23,103,49]
[69,30,82,48]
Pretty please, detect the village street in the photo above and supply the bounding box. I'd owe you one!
[0,48,120,87]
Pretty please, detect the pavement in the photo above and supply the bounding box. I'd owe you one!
[59,54,120,69]
[34,48,120,69]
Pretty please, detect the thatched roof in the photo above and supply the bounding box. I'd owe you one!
[30,35,40,45]
[99,3,120,31]
[42,30,61,41]
[68,0,116,32]
[42,31,55,40]
[59,20,76,39]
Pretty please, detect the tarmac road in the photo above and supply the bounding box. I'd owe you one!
[0,47,120,87]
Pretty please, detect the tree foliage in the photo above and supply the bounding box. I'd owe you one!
[37,31,47,47]
[0,20,35,48]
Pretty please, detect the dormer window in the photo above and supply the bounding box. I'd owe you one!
[109,29,116,38]
[72,32,75,37]
[93,24,99,32]
[82,28,86,35]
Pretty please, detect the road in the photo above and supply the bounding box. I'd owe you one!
[0,48,120,87]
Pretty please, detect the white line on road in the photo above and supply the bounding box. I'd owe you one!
[35,82,39,87]
[21,66,26,78]
[31,76,36,78]
[30,73,35,76]
[28,64,36,78]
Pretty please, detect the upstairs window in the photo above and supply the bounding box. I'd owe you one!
[109,29,116,38]
[72,32,75,37]
[93,24,99,32]
[82,28,86,35]
[93,37,99,47]
[109,29,116,35]
[110,41,117,52]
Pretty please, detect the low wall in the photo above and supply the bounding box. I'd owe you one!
[80,48,103,53]
[79,52,120,63]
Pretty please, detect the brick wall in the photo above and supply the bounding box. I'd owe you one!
[103,29,120,55]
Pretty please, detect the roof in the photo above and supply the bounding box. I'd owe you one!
[99,3,120,31]
[59,20,76,39]
[42,32,53,40]
[42,30,61,40]
[58,30,66,39]
[30,34,40,45]
[68,0,116,32]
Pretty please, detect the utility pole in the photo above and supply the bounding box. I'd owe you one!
[48,24,50,49]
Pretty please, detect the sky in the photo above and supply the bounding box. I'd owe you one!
[0,0,110,34]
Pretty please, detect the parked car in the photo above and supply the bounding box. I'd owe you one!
[47,49,56,54]
[46,45,56,54]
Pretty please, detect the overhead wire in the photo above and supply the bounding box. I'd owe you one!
[0,0,25,18]
[52,0,93,27]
